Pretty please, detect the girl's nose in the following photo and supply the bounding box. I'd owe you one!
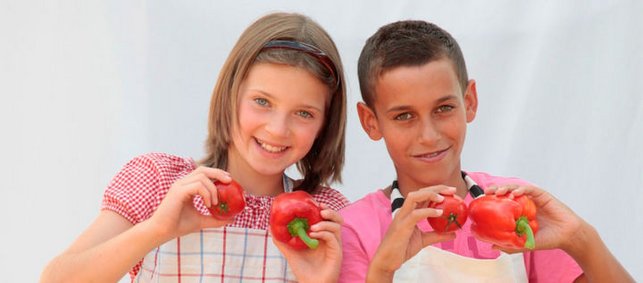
[265,113,290,137]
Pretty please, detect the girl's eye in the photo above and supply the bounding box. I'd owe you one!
[296,110,313,119]
[254,98,269,107]
[395,112,413,120]
[436,105,454,113]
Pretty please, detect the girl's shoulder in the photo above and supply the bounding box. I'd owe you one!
[125,152,197,170]
[308,185,351,211]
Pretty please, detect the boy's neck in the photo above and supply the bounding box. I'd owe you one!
[394,171,469,199]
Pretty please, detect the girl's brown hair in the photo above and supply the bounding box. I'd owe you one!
[200,12,346,192]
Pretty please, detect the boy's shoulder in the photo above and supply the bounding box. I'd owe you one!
[466,171,532,187]
[339,190,390,224]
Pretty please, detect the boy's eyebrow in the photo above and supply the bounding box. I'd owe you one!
[386,94,459,113]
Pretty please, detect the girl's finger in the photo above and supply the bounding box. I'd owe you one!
[192,166,232,183]
[310,221,341,235]
[182,181,214,207]
[319,209,343,224]
[309,230,340,249]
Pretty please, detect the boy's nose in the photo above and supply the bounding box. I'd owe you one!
[418,120,440,143]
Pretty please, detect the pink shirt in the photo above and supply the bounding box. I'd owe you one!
[339,172,582,283]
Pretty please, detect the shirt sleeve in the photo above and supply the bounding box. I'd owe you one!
[339,222,370,283]
[101,154,162,224]
[525,249,583,282]
[312,187,351,211]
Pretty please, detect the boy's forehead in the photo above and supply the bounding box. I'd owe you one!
[373,59,461,100]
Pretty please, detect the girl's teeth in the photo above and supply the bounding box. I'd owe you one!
[259,141,286,153]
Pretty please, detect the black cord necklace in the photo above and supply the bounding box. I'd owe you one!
[390,171,484,217]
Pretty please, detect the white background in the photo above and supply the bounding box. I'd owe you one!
[1,1,642,282]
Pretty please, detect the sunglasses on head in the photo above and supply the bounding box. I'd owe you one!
[262,39,339,88]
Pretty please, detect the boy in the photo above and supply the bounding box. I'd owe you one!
[339,20,633,282]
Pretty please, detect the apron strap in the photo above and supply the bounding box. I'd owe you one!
[391,171,484,217]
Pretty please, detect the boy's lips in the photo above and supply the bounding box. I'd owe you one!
[255,138,289,153]
[413,147,450,162]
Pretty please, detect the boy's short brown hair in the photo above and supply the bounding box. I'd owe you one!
[358,20,468,107]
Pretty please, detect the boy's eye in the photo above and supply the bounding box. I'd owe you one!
[296,110,313,119]
[436,105,454,113]
[394,112,413,120]
[254,98,269,107]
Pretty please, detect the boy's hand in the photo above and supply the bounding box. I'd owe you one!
[367,185,457,281]
[273,205,343,283]
[148,166,234,240]
[484,185,583,253]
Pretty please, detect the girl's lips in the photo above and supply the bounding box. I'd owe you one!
[413,147,449,162]
[255,138,288,153]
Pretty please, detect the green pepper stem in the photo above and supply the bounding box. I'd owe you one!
[516,216,535,249]
[288,218,319,249]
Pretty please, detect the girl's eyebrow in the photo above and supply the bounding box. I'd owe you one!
[248,88,324,113]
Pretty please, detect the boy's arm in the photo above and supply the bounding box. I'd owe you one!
[490,185,634,283]
[565,222,634,283]
[338,219,371,282]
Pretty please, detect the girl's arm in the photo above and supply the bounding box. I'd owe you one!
[40,166,233,283]
[40,211,168,283]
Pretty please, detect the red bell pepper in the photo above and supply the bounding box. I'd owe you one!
[207,180,246,220]
[269,191,323,250]
[428,194,468,233]
[469,194,538,249]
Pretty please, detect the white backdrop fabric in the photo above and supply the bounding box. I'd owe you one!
[1,1,641,282]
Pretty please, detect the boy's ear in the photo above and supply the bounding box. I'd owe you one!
[356,102,383,140]
[464,79,478,123]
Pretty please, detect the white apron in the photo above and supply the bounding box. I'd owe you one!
[393,246,527,282]
[135,226,297,282]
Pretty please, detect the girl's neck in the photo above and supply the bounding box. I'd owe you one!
[226,152,284,197]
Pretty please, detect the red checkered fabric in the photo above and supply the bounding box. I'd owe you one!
[102,152,350,280]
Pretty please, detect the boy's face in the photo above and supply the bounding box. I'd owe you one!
[357,58,478,189]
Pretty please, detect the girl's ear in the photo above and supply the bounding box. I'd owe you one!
[356,102,383,140]
[464,79,479,123]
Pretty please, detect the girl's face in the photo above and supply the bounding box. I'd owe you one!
[229,62,329,178]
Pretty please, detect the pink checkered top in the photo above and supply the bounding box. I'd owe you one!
[101,152,350,278]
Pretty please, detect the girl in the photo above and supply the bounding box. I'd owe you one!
[41,12,349,283]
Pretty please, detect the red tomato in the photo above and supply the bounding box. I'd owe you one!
[207,180,246,220]
[428,194,468,233]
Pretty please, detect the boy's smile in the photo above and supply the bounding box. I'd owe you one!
[357,58,478,196]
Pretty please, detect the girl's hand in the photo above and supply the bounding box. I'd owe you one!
[485,185,583,253]
[148,166,234,240]
[273,205,343,283]
[367,185,457,281]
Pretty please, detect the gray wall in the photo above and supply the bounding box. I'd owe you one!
[1,1,641,281]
